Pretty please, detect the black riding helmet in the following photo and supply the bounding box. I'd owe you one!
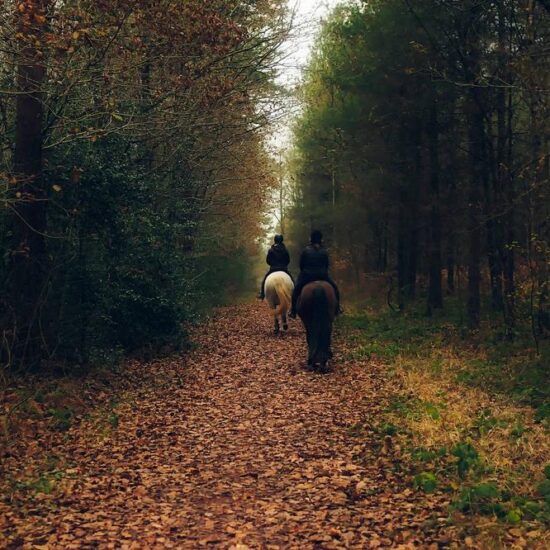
[310,230,323,244]
[274,234,284,244]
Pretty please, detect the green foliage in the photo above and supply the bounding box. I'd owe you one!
[288,0,550,351]
[371,421,399,437]
[339,309,447,360]
[16,471,64,495]
[380,423,398,436]
[352,341,401,361]
[47,407,73,431]
[505,509,523,524]
[536,480,550,497]
[43,138,197,359]
[534,403,550,424]
[1,0,282,371]
[340,306,550,529]
[471,409,508,435]
[385,395,444,423]
[452,442,480,479]
[341,304,550,418]
[452,483,504,517]
[451,483,550,523]
[424,402,441,421]
[347,316,370,330]
[387,396,421,419]
[411,447,447,463]
[521,500,542,520]
[413,472,437,493]
[26,476,54,495]
[109,413,119,429]
[510,423,529,439]
[2,131,260,368]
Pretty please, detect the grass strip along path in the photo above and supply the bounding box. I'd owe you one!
[1,303,548,548]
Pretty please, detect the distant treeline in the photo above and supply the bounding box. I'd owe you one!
[289,0,550,336]
[1,1,287,370]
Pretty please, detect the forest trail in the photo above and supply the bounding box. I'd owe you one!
[3,304,458,549]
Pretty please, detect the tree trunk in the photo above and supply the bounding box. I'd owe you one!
[445,92,458,296]
[463,1,485,330]
[406,123,421,301]
[397,122,421,308]
[446,236,456,294]
[398,182,419,306]
[397,199,407,311]
[427,96,443,313]
[467,96,484,329]
[502,36,516,336]
[8,1,50,369]
[486,218,504,311]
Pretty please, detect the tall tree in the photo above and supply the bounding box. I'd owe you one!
[8,0,51,367]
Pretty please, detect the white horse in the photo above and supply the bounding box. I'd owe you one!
[264,271,294,334]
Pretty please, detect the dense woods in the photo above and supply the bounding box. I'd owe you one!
[5,2,550,546]
[0,0,287,370]
[289,0,550,338]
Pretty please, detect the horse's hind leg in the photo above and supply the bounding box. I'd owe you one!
[282,312,288,331]
[318,360,329,374]
[305,329,315,370]
[274,316,280,335]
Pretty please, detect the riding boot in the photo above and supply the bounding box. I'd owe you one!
[290,273,308,318]
[289,298,297,318]
[258,281,266,300]
[327,280,342,315]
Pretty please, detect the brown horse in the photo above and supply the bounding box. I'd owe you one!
[297,281,337,372]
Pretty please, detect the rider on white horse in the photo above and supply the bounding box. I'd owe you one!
[258,235,294,300]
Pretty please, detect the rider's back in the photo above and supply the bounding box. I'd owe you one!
[299,244,329,278]
[267,243,290,269]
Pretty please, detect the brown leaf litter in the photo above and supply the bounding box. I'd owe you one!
[0,303,529,548]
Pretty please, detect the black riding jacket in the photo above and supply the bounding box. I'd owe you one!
[266,243,290,269]
[299,244,329,278]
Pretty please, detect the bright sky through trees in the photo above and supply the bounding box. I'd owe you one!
[271,0,343,149]
[280,0,342,85]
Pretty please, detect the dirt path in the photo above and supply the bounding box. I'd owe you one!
[2,304,456,549]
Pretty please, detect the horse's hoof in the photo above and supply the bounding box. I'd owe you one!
[318,363,330,374]
[283,323,288,331]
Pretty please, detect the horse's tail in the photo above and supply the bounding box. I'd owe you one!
[275,278,292,317]
[310,286,331,363]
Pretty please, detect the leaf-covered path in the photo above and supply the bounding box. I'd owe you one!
[2,304,456,548]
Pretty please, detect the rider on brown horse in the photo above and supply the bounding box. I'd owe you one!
[289,230,341,318]
[258,234,294,300]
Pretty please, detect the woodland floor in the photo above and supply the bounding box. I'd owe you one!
[0,304,546,549]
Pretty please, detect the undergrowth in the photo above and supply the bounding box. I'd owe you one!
[341,300,550,418]
[340,300,550,534]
